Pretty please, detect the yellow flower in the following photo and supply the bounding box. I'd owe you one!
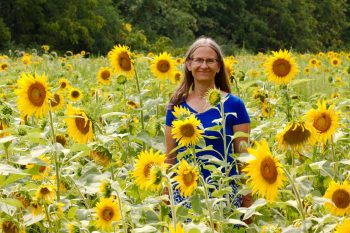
[97,67,113,85]
[261,101,274,118]
[90,146,112,167]
[172,105,191,120]
[150,52,176,80]
[64,104,93,144]
[330,57,341,67]
[0,120,10,138]
[36,184,56,201]
[108,44,135,79]
[15,73,52,118]
[123,23,132,32]
[148,163,168,191]
[58,78,70,90]
[0,63,9,71]
[306,100,339,145]
[324,181,350,216]
[264,50,299,84]
[50,92,65,112]
[174,159,199,197]
[334,218,350,233]
[68,87,83,102]
[168,222,185,233]
[56,134,68,147]
[0,220,20,233]
[95,198,121,231]
[170,71,183,84]
[308,58,320,67]
[26,156,51,181]
[21,53,32,65]
[243,139,286,203]
[30,200,43,216]
[133,149,166,190]
[276,120,317,152]
[99,180,112,198]
[224,57,235,77]
[171,115,203,147]
[41,45,50,52]
[205,88,221,106]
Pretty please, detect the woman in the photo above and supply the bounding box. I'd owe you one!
[165,37,251,209]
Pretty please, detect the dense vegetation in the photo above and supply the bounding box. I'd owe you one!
[0,0,349,55]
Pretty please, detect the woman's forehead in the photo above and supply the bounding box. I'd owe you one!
[192,46,217,56]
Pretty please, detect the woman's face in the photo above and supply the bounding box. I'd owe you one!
[186,46,221,83]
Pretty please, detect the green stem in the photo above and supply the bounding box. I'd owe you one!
[283,167,306,222]
[199,176,215,233]
[330,135,337,178]
[166,178,177,229]
[48,108,60,202]
[283,85,292,121]
[44,202,53,231]
[134,71,144,130]
[156,81,160,119]
[115,188,127,233]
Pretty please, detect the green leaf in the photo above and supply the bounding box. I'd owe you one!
[0,164,27,175]
[190,193,203,214]
[0,198,23,208]
[0,135,16,144]
[0,174,27,188]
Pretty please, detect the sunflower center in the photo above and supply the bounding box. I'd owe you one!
[332,60,338,65]
[157,60,170,73]
[283,123,310,145]
[314,113,331,132]
[180,123,195,137]
[51,94,60,107]
[332,189,350,209]
[272,59,291,77]
[118,52,132,71]
[1,64,8,70]
[28,82,46,106]
[101,70,111,80]
[40,187,50,195]
[102,207,114,221]
[175,73,181,81]
[56,135,67,146]
[143,163,155,178]
[2,221,18,233]
[183,170,195,186]
[71,91,80,99]
[75,115,90,134]
[39,166,46,173]
[260,157,278,184]
[60,82,67,89]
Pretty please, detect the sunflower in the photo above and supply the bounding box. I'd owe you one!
[108,44,135,79]
[0,120,9,138]
[334,218,350,233]
[169,222,185,233]
[150,52,176,80]
[0,63,9,71]
[0,220,20,233]
[26,156,51,181]
[276,120,317,152]
[261,101,274,118]
[330,57,341,67]
[174,159,199,197]
[50,92,65,112]
[68,223,80,233]
[304,67,310,74]
[21,54,32,65]
[15,73,52,118]
[148,164,168,191]
[324,181,350,216]
[264,50,299,85]
[30,200,43,216]
[224,57,235,77]
[95,197,121,231]
[99,180,112,198]
[170,71,183,84]
[56,134,68,147]
[132,149,167,190]
[58,78,70,90]
[172,105,191,120]
[90,145,112,167]
[171,115,203,147]
[243,139,286,203]
[306,100,339,145]
[64,104,94,144]
[205,88,221,106]
[97,67,113,85]
[308,58,320,67]
[68,87,83,102]
[36,184,56,201]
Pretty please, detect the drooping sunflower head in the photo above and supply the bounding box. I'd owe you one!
[50,92,65,112]
[170,71,183,84]
[97,67,113,85]
[90,145,112,167]
[276,120,317,152]
[171,115,203,147]
[252,88,269,104]
[150,52,176,80]
[95,197,121,231]
[68,87,83,102]
[174,159,199,198]
[132,149,167,190]
[30,199,43,216]
[36,184,56,202]
[205,88,221,106]
[15,73,52,118]
[58,78,70,90]
[64,104,94,144]
[0,120,10,138]
[0,219,20,233]
[224,57,235,78]
[108,44,135,79]
[306,100,339,145]
[334,218,350,233]
[172,105,191,120]
[21,54,32,65]
[264,50,299,85]
[324,181,350,216]
[243,139,286,202]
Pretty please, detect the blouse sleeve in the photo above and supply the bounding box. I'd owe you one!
[226,95,250,125]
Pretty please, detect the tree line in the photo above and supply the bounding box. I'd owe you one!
[0,0,349,55]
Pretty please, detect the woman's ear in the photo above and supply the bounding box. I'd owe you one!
[185,61,192,72]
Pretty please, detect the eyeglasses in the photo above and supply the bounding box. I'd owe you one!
[190,57,218,66]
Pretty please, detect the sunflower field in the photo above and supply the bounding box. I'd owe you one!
[0,45,350,233]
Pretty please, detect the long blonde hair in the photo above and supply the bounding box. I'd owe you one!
[169,36,231,107]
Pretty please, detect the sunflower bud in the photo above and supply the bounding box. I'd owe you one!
[205,88,221,106]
